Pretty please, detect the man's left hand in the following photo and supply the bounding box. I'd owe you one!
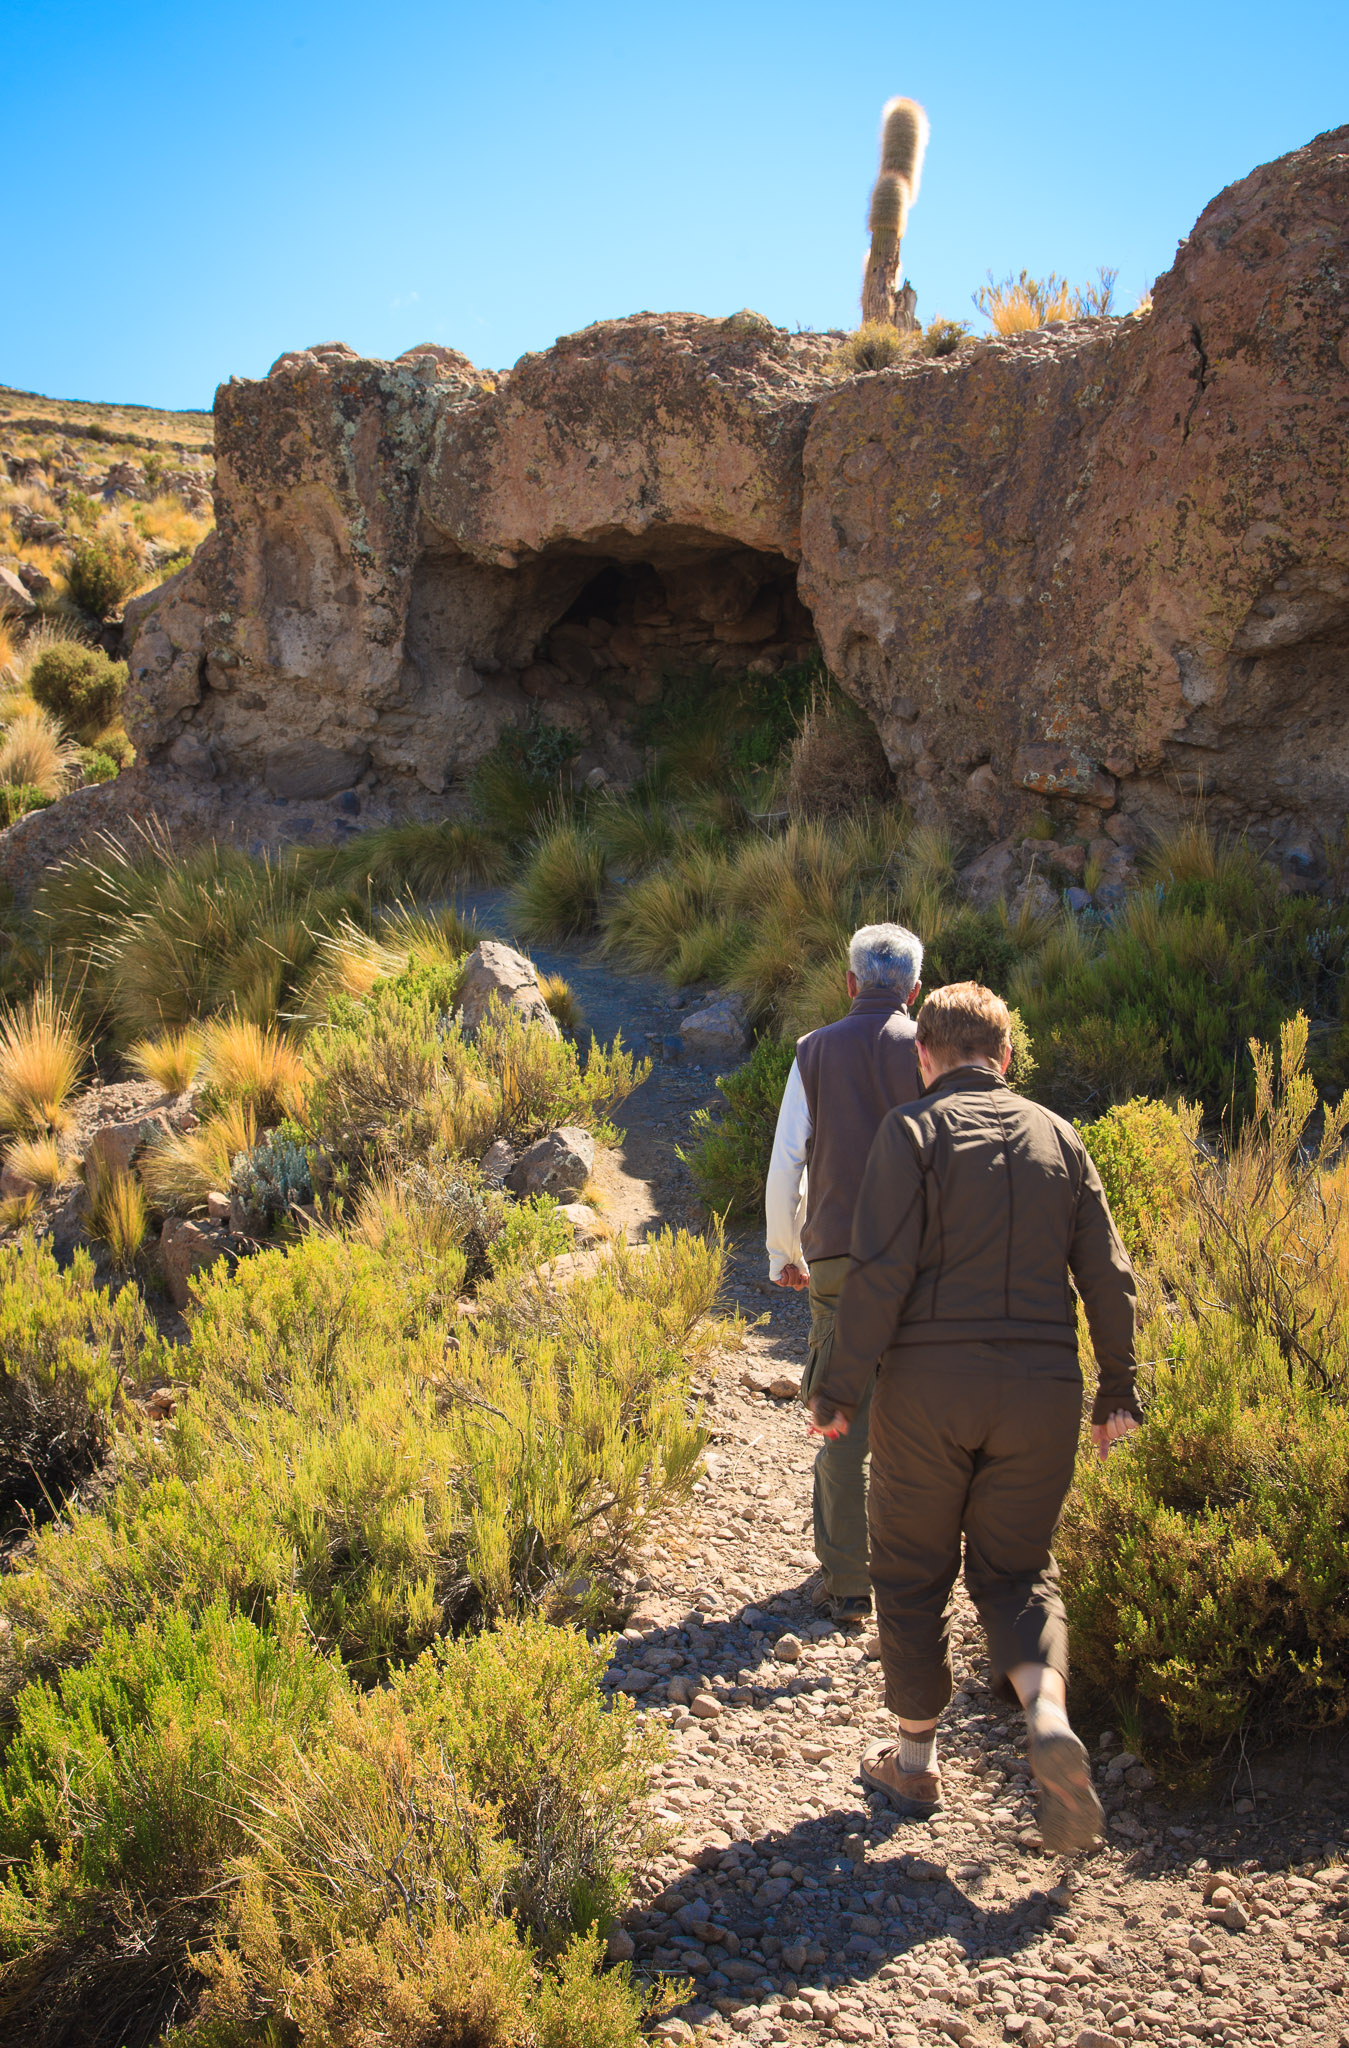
[775,1262,810,1290]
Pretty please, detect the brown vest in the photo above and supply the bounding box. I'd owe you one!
[795,990,920,1262]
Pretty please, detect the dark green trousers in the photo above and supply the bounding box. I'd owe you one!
[799,1254,875,1600]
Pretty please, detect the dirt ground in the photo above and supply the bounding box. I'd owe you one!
[498,913,1349,2048]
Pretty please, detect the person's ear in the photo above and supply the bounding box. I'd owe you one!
[909,980,921,1004]
[999,1042,1013,1075]
[846,969,859,998]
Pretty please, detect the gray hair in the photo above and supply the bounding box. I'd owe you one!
[849,922,923,996]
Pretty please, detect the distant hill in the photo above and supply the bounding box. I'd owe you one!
[0,385,213,456]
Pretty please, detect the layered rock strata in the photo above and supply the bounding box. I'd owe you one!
[5,126,1347,888]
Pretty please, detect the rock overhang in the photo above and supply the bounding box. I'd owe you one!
[6,125,1348,890]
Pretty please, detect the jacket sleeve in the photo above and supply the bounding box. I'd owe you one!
[1068,1150,1142,1423]
[814,1110,926,1414]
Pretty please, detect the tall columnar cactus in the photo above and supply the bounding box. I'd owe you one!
[861,96,930,331]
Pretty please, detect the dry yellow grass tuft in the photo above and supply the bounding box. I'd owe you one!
[85,1158,149,1273]
[0,708,82,797]
[4,1133,66,1192]
[200,1016,308,1125]
[140,1099,256,1215]
[975,269,1077,333]
[126,1026,206,1095]
[0,986,87,1135]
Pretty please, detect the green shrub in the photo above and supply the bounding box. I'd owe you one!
[1078,1095,1197,1263]
[77,745,119,784]
[0,783,53,827]
[1,1229,713,1684]
[0,1606,672,2047]
[0,1237,152,1525]
[324,818,508,894]
[28,641,127,738]
[64,536,143,620]
[512,818,609,940]
[681,1035,796,1218]
[488,1192,573,1273]
[1061,1308,1349,1765]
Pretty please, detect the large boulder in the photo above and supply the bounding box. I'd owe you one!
[507,1126,595,1200]
[457,940,560,1039]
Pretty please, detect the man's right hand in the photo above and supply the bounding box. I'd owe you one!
[1091,1409,1140,1461]
[775,1262,810,1290]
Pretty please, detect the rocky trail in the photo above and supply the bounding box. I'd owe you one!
[462,901,1349,2048]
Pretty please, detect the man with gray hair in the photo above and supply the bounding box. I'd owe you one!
[766,922,923,1622]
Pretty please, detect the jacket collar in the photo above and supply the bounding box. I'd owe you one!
[848,989,911,1018]
[925,1063,1009,1098]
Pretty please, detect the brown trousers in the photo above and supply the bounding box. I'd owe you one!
[867,1340,1083,1721]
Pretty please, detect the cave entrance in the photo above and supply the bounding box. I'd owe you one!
[519,537,817,719]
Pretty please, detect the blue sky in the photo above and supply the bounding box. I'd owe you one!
[4,0,1346,411]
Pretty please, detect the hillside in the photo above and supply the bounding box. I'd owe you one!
[0,383,214,609]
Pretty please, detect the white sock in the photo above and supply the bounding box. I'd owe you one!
[1027,1694,1073,1744]
[897,1727,938,1774]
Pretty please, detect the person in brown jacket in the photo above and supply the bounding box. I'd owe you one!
[807,982,1140,1854]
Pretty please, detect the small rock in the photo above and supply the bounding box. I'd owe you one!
[1223,1900,1250,1931]
[861,1633,882,1659]
[479,1138,516,1186]
[679,995,749,1061]
[85,1112,170,1181]
[773,1634,803,1664]
[652,2023,694,2044]
[0,566,34,615]
[0,1162,37,1201]
[767,1376,800,1400]
[160,1216,232,1309]
[559,1199,605,1242]
[690,1694,724,1720]
[1076,2032,1116,2048]
[507,1125,595,1200]
[1021,2025,1052,2048]
[206,1190,231,1223]
[605,1926,636,1962]
[780,1999,812,2021]
[830,2018,874,2043]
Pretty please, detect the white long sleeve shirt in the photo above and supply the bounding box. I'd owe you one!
[765,1058,813,1279]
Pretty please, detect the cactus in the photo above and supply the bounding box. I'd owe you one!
[862,97,929,331]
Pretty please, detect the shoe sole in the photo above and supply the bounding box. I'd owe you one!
[1030,1728,1105,1855]
[859,1758,941,1816]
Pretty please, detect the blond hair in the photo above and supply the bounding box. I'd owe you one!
[916,982,1011,1065]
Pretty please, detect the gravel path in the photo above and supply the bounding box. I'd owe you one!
[467,906,1349,2048]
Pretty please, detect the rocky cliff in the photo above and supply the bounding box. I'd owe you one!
[6,125,1346,886]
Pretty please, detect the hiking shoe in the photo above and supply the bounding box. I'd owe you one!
[811,1583,873,1626]
[1028,1724,1105,1855]
[860,1742,942,1815]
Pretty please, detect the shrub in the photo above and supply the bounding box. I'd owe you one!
[681,1035,797,1218]
[829,322,919,373]
[591,794,678,874]
[1061,1308,1349,1766]
[229,1130,313,1231]
[126,1024,205,1094]
[786,692,893,818]
[1078,1096,1197,1263]
[0,782,55,826]
[64,535,143,619]
[0,1237,150,1524]
[28,640,127,737]
[512,818,608,940]
[78,745,119,784]
[487,1193,573,1274]
[0,709,82,798]
[0,984,86,1135]
[0,1229,714,1682]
